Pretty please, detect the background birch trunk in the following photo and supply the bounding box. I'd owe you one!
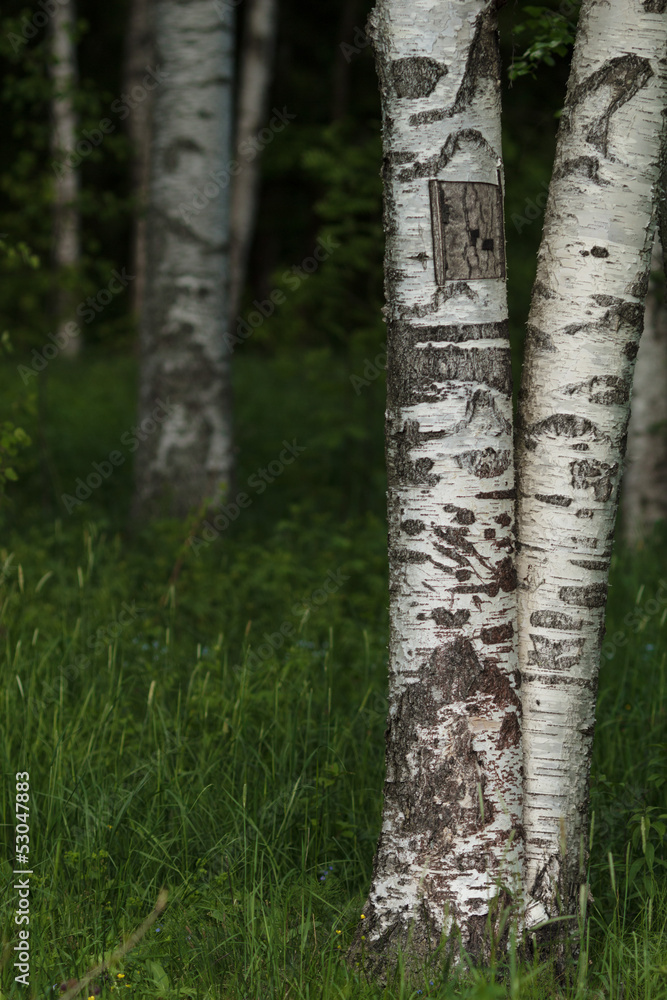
[123,0,155,319]
[131,0,235,520]
[622,234,667,544]
[228,0,278,322]
[350,0,523,972]
[516,0,667,937]
[50,0,81,358]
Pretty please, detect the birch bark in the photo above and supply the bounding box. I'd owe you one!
[622,234,667,544]
[50,0,81,358]
[228,0,278,321]
[516,0,667,933]
[351,0,523,972]
[132,0,235,520]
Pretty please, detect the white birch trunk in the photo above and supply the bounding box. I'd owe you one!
[50,0,81,358]
[516,0,667,934]
[132,0,235,520]
[622,234,667,544]
[351,0,523,972]
[123,0,155,319]
[228,0,278,321]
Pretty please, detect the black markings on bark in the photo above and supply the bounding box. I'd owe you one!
[563,375,630,406]
[430,180,505,283]
[443,503,476,524]
[524,414,609,450]
[387,420,441,487]
[481,622,514,644]
[552,156,603,184]
[388,339,512,406]
[644,0,667,11]
[528,634,586,671]
[530,610,583,630]
[430,607,471,627]
[397,129,498,182]
[570,559,608,570]
[534,494,572,507]
[567,54,653,157]
[570,458,619,501]
[498,711,521,749]
[590,246,609,258]
[475,488,516,500]
[454,447,511,478]
[409,9,501,126]
[391,320,509,346]
[624,342,639,360]
[559,583,608,608]
[526,324,555,352]
[391,57,447,98]
[401,519,426,535]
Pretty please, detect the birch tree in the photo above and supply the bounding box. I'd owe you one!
[516,0,667,935]
[50,0,81,357]
[228,0,278,321]
[132,0,235,520]
[622,234,667,544]
[351,0,523,971]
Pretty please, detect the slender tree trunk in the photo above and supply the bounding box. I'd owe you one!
[132,0,235,520]
[516,0,667,939]
[622,234,667,544]
[351,0,523,973]
[228,0,278,322]
[50,0,81,358]
[123,0,155,319]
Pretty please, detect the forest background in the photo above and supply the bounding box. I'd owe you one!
[0,1,666,997]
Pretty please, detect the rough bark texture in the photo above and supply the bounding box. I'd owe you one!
[351,0,522,975]
[50,0,81,357]
[228,0,278,321]
[132,0,235,520]
[516,0,667,937]
[622,235,667,543]
[123,0,155,318]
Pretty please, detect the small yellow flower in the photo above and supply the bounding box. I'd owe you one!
[336,930,341,934]
[89,995,96,999]
[360,914,365,919]
[116,974,125,979]
[361,935,366,940]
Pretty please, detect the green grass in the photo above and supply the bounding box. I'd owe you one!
[0,353,666,999]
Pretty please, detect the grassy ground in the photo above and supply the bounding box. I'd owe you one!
[0,353,666,999]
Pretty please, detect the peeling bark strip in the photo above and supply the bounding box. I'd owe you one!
[351,0,521,974]
[516,0,667,934]
[132,0,235,520]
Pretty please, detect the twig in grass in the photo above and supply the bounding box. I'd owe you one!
[60,889,168,1000]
